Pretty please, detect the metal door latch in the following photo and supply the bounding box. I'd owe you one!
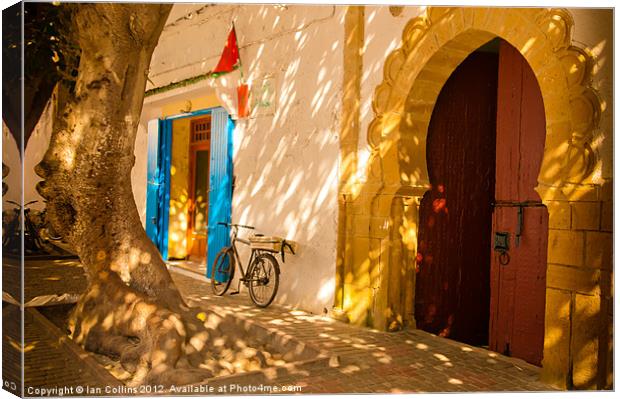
[494,232,509,252]
[494,232,510,265]
[493,200,546,248]
[516,206,523,247]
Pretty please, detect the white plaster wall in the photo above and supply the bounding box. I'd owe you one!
[24,99,54,210]
[135,4,345,314]
[2,122,21,208]
[2,97,54,212]
[132,122,149,226]
[358,6,425,180]
[230,5,344,314]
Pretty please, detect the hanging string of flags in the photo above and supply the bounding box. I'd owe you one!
[208,24,249,118]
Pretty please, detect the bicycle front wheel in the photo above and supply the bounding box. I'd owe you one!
[247,253,280,307]
[211,248,235,296]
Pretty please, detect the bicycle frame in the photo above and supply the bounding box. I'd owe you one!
[224,224,264,285]
[229,230,256,281]
[212,222,282,307]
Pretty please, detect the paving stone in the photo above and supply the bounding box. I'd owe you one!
[170,269,558,393]
[9,257,558,394]
[3,304,119,396]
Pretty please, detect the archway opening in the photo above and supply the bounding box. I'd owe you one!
[414,38,499,346]
[413,38,548,365]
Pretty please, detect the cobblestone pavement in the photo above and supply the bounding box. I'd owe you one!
[4,257,558,394]
[3,257,87,305]
[3,258,115,396]
[3,304,118,397]
[171,267,558,393]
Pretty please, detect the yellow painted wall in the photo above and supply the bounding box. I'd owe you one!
[167,118,191,259]
[161,94,220,118]
[165,94,221,260]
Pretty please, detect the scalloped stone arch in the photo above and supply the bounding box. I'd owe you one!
[366,7,601,202]
[353,7,603,385]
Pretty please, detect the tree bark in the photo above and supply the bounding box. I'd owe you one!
[37,4,179,302]
[35,4,210,386]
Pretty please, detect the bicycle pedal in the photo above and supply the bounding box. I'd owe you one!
[230,291,240,295]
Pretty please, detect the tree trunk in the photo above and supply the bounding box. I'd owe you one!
[35,4,211,386]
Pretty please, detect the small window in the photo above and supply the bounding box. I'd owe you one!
[190,116,211,144]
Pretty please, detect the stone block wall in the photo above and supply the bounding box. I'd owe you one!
[542,181,613,389]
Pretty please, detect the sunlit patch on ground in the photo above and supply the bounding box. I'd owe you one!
[42,300,325,386]
[12,260,556,393]
[168,271,556,393]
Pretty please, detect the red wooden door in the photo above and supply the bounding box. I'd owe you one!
[489,41,548,366]
[415,51,498,346]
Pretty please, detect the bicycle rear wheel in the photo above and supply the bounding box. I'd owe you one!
[248,253,280,307]
[211,248,235,296]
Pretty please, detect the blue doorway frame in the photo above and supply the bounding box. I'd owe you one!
[145,107,234,276]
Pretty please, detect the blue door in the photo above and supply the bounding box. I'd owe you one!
[146,108,232,269]
[145,119,160,244]
[145,118,172,260]
[206,108,234,278]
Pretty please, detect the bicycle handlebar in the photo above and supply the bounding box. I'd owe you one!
[218,222,255,230]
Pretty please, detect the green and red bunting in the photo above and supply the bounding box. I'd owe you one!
[208,25,241,77]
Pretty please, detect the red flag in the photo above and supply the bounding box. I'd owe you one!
[210,26,240,76]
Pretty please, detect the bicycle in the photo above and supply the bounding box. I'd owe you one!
[3,200,43,255]
[2,200,75,259]
[210,222,295,308]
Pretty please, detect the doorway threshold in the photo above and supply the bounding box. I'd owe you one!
[411,327,542,375]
